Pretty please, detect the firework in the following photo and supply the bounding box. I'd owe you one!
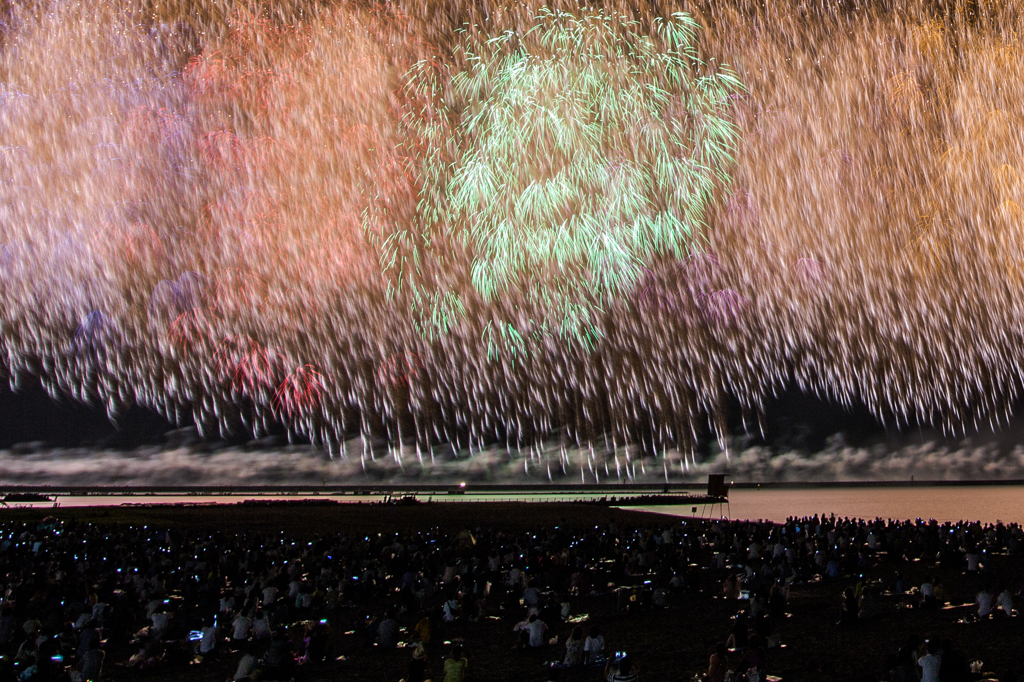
[389,7,743,342]
[2,0,1024,481]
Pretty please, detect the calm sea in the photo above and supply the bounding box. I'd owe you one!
[2,485,1018,526]
[638,485,1024,525]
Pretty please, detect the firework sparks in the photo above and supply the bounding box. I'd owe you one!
[1,0,1024,477]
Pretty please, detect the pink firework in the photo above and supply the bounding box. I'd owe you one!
[167,309,208,349]
[232,344,283,396]
[183,53,236,101]
[683,251,722,291]
[211,268,269,314]
[199,129,253,170]
[273,365,326,419]
[700,289,747,326]
[792,257,826,287]
[214,334,257,378]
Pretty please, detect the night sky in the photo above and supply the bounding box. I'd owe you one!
[0,378,887,453]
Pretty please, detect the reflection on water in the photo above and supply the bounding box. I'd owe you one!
[640,486,1024,525]
[5,486,1024,526]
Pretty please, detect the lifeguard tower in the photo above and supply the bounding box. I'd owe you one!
[701,474,730,519]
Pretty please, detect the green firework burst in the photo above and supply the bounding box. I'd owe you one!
[389,8,744,346]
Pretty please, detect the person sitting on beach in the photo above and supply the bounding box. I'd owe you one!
[522,580,541,614]
[262,582,279,608]
[443,644,468,682]
[997,585,1014,617]
[722,574,740,600]
[606,655,639,682]
[540,597,563,628]
[405,645,428,682]
[413,614,432,645]
[75,648,105,682]
[708,642,728,682]
[512,614,532,649]
[443,594,461,622]
[754,615,780,649]
[918,639,942,682]
[768,580,788,617]
[251,610,271,641]
[858,586,879,620]
[150,609,169,639]
[888,636,920,682]
[199,616,218,656]
[564,625,584,667]
[749,590,767,619]
[977,586,994,619]
[232,642,259,681]
[524,614,548,648]
[745,634,767,679]
[920,577,936,610]
[378,610,399,648]
[726,612,749,651]
[584,625,605,664]
[839,586,859,625]
[231,609,251,643]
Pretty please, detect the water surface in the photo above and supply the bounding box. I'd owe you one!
[639,485,1024,525]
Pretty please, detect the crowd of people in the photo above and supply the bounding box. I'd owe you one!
[0,508,1021,682]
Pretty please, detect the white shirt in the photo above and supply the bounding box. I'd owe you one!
[526,619,547,647]
[507,568,522,586]
[232,615,250,640]
[978,591,994,617]
[584,635,604,655]
[262,586,278,606]
[151,612,168,636]
[919,653,941,682]
[252,616,271,639]
[200,625,217,654]
[998,590,1013,616]
[234,653,257,681]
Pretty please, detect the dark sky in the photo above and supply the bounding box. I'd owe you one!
[0,381,176,449]
[0,376,888,452]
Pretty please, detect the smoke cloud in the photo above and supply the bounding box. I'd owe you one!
[3,428,1024,487]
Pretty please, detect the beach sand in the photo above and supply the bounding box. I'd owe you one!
[4,502,1023,681]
